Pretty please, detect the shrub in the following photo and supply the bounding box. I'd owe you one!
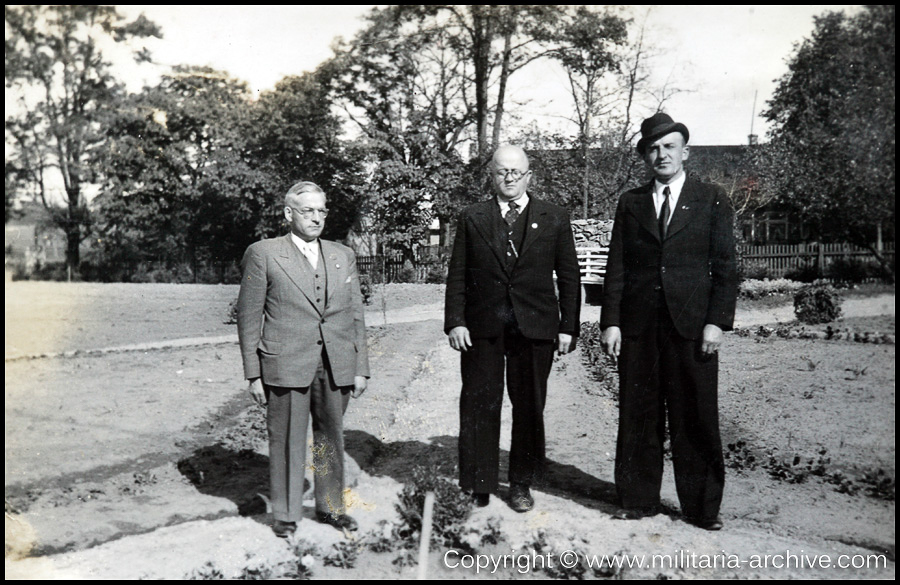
[826,256,879,284]
[739,278,805,300]
[395,465,473,551]
[359,275,374,306]
[739,260,770,281]
[424,263,447,284]
[784,261,820,283]
[793,286,843,324]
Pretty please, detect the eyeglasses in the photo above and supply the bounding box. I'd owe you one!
[495,168,528,182]
[289,207,329,219]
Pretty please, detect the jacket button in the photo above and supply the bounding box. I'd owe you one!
[317,340,323,345]
[661,266,666,273]
[654,285,661,291]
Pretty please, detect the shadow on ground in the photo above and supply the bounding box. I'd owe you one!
[344,430,622,515]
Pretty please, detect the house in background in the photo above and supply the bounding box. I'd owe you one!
[4,201,68,274]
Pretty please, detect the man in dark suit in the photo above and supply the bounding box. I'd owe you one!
[600,113,738,530]
[445,145,581,512]
[237,181,369,538]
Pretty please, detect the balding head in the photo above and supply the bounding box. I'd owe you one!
[491,145,532,202]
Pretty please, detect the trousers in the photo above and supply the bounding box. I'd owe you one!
[264,353,351,522]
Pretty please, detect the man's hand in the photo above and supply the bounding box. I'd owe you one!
[248,377,266,406]
[600,326,622,358]
[352,376,368,398]
[448,326,472,352]
[557,333,574,355]
[701,324,723,356]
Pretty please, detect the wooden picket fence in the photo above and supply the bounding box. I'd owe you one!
[738,242,894,278]
[357,246,449,282]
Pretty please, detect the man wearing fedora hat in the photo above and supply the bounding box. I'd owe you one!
[600,113,738,530]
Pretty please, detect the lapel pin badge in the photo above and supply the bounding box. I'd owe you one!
[335,264,341,269]
[681,206,690,210]
[531,223,538,228]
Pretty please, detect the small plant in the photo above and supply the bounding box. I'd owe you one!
[365,520,400,553]
[860,469,895,501]
[323,540,360,569]
[290,538,319,579]
[224,297,239,325]
[579,322,619,401]
[395,465,473,551]
[765,448,830,483]
[358,274,374,306]
[793,286,843,325]
[187,561,225,580]
[724,440,758,471]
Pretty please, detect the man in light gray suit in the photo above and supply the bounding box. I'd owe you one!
[237,181,369,537]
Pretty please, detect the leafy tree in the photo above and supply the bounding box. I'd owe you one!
[547,6,628,219]
[247,73,367,242]
[761,5,894,276]
[5,5,161,275]
[92,66,263,281]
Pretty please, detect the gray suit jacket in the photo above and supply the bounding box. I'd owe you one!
[237,234,369,387]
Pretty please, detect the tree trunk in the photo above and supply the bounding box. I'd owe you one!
[470,6,493,162]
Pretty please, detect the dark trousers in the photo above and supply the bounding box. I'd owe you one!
[264,353,351,523]
[616,299,725,521]
[458,325,555,493]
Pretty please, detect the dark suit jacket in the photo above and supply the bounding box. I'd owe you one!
[600,178,737,339]
[237,235,370,388]
[444,197,581,340]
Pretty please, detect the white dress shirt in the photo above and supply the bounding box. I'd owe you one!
[291,233,319,269]
[498,192,530,217]
[653,172,686,225]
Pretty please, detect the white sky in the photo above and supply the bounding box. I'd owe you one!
[14,5,864,148]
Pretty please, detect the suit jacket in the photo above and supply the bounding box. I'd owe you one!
[444,197,581,340]
[600,178,738,340]
[237,234,369,388]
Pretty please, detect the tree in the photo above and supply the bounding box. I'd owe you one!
[325,7,476,260]
[246,73,368,242]
[526,8,690,221]
[761,5,895,276]
[93,66,263,281]
[547,6,628,218]
[5,5,161,275]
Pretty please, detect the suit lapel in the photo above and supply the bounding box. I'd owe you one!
[665,179,701,240]
[631,182,661,242]
[517,199,548,261]
[470,199,510,274]
[273,234,319,313]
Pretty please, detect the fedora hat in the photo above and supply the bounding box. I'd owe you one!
[636,113,689,155]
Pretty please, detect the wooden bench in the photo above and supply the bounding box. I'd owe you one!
[577,246,609,304]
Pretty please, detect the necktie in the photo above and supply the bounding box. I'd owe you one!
[658,186,671,240]
[302,242,318,269]
[505,200,520,226]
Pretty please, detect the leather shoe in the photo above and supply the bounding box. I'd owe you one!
[688,516,723,531]
[472,493,490,508]
[612,506,660,520]
[272,520,297,538]
[508,483,534,513]
[316,512,359,532]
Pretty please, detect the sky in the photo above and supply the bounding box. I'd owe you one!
[14,5,863,148]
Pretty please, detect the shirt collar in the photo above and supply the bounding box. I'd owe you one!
[290,233,319,253]
[498,192,529,214]
[654,172,686,200]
